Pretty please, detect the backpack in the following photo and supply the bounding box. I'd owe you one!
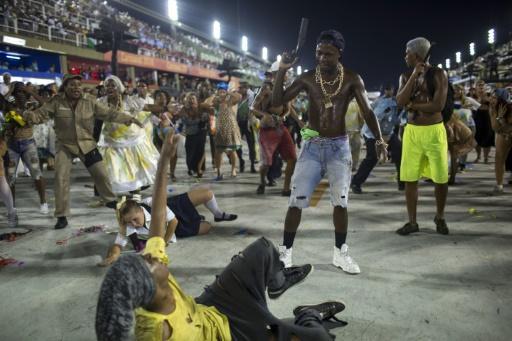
[424,66,454,123]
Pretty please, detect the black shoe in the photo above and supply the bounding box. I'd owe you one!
[396,222,419,235]
[55,216,68,229]
[105,201,117,209]
[267,179,277,187]
[351,184,362,194]
[214,212,238,222]
[240,159,245,173]
[268,264,313,299]
[293,301,346,322]
[250,165,257,173]
[434,217,449,235]
[281,189,291,197]
[257,184,265,195]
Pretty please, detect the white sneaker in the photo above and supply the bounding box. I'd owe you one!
[40,203,49,214]
[279,245,293,268]
[333,244,361,274]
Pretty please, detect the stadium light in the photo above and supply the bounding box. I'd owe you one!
[437,63,443,69]
[213,20,221,40]
[241,36,248,52]
[276,54,281,62]
[297,65,302,75]
[469,42,475,56]
[488,29,495,44]
[168,0,178,21]
[445,58,451,69]
[304,69,308,73]
[262,46,268,61]
[455,51,461,64]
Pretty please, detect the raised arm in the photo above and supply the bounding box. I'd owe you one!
[93,101,143,127]
[149,129,177,239]
[272,52,305,106]
[23,99,56,125]
[250,87,270,119]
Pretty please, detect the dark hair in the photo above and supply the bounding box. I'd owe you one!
[119,200,142,220]
[316,29,345,54]
[153,90,170,106]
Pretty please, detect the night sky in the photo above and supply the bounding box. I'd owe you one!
[131,0,512,90]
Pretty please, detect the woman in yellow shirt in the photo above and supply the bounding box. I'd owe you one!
[96,128,346,341]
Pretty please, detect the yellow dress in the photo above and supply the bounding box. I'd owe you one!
[98,97,160,193]
[135,237,232,341]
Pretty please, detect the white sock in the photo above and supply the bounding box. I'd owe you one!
[0,176,15,215]
[205,195,223,218]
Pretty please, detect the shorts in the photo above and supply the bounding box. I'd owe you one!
[167,193,202,238]
[259,125,296,166]
[7,138,42,183]
[289,136,352,208]
[400,122,448,184]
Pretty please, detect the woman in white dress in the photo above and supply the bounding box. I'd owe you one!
[97,76,159,194]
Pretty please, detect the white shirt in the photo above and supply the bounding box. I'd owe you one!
[114,197,177,247]
[0,83,10,96]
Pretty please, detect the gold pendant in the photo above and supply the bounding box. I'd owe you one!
[324,98,333,109]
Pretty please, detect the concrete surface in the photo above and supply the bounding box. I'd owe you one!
[1,147,511,341]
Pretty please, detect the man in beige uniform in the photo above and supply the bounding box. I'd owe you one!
[24,75,143,229]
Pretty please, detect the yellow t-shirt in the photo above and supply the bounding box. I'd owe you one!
[135,237,232,341]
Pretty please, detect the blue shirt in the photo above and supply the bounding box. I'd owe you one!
[361,96,398,138]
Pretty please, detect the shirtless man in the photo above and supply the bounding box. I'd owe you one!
[395,37,449,235]
[273,30,386,274]
[252,63,298,196]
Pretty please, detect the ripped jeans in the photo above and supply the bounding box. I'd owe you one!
[7,138,42,185]
[289,136,352,208]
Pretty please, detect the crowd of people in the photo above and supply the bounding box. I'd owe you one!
[1,26,512,340]
[0,0,265,78]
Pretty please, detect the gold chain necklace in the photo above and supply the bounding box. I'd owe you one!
[315,63,344,109]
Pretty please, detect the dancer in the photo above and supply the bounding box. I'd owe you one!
[23,74,143,229]
[212,82,242,180]
[473,80,494,164]
[2,82,48,214]
[0,134,17,227]
[490,88,512,193]
[98,75,160,194]
[236,82,257,173]
[253,64,297,196]
[272,30,386,274]
[351,84,400,193]
[176,92,211,178]
[96,128,344,341]
[395,37,450,235]
[98,186,238,266]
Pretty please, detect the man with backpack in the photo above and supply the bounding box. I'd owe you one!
[351,84,400,193]
[395,37,451,236]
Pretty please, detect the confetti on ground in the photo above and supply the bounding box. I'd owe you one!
[56,225,106,245]
[0,256,24,269]
[233,228,254,236]
[468,208,477,215]
[0,230,32,242]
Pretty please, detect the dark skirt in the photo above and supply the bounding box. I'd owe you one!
[167,193,202,238]
[473,109,495,148]
[185,132,207,172]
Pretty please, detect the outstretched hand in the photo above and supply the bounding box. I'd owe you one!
[279,51,299,70]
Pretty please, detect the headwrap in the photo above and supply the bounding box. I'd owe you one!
[406,37,431,61]
[316,29,345,54]
[95,253,156,341]
[217,82,229,91]
[105,75,126,94]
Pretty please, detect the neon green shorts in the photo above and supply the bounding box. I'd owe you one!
[400,122,449,184]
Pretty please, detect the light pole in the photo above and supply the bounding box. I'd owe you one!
[262,46,268,61]
[445,58,451,70]
[469,42,476,86]
[213,20,221,41]
[241,35,248,53]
